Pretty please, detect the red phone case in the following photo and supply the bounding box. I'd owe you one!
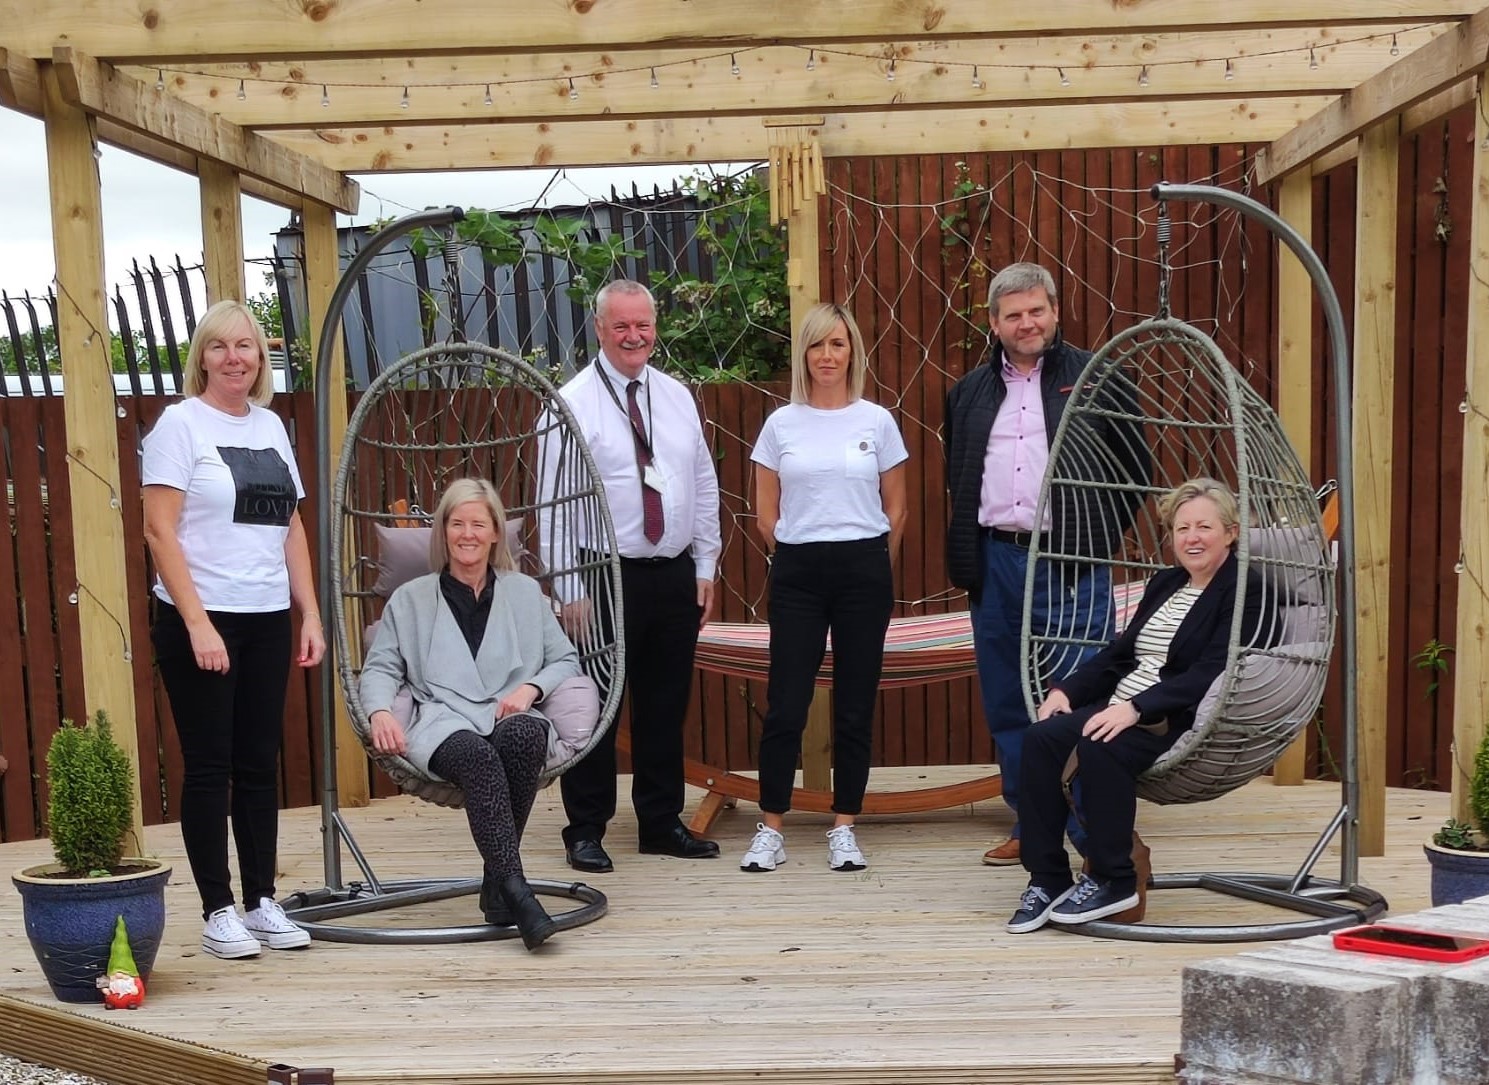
[1331,924,1489,964]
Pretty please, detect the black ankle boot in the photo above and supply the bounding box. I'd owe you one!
[497,875,558,950]
[477,870,512,926]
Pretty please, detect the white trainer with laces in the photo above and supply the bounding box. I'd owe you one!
[826,824,866,871]
[243,896,311,950]
[202,906,261,959]
[740,823,787,871]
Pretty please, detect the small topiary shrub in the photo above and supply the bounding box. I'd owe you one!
[1433,727,1489,853]
[46,710,134,876]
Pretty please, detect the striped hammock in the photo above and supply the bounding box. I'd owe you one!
[695,581,1145,688]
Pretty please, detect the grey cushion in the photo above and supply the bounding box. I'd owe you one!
[371,518,528,598]
[1247,525,1327,605]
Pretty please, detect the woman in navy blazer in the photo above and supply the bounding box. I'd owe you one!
[1006,478,1274,933]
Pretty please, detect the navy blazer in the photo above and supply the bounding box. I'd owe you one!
[1055,551,1273,733]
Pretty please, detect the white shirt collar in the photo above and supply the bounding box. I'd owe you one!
[596,351,649,393]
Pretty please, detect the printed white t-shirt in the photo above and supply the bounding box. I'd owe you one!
[141,397,305,612]
[750,399,909,544]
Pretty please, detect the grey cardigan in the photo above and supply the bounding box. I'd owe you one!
[359,570,581,778]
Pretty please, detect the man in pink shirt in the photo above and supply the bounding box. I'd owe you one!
[943,263,1148,866]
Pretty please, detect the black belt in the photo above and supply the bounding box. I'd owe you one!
[620,552,688,566]
[983,527,1045,549]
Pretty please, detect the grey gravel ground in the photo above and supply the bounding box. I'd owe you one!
[0,1056,110,1085]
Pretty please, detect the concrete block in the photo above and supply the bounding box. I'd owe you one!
[1182,956,1413,1085]
[1431,962,1489,1085]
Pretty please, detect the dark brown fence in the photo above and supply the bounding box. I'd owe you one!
[0,120,1474,841]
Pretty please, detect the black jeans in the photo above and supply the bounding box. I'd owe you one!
[1019,707,1180,896]
[560,551,701,844]
[756,535,894,816]
[152,601,292,917]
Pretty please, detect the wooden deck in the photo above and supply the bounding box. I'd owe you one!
[0,769,1445,1085]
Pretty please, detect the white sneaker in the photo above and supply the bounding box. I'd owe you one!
[243,897,311,950]
[740,823,787,872]
[202,906,261,959]
[826,824,866,871]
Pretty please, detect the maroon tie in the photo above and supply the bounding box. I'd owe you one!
[627,380,665,544]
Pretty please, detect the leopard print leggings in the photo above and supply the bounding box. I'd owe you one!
[428,714,549,880]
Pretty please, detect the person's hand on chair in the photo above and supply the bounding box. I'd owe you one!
[369,709,407,755]
[1036,689,1072,721]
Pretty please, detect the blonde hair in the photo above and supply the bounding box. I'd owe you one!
[1158,477,1240,539]
[790,303,868,405]
[182,300,275,406]
[427,479,516,574]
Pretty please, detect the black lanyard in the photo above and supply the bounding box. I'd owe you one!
[600,367,655,459]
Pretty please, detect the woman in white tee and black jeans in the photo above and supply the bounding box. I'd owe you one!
[142,301,324,961]
[741,303,908,873]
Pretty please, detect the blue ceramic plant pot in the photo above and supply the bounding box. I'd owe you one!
[1423,843,1489,908]
[12,861,171,1003]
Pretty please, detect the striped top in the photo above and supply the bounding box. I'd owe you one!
[1110,585,1204,705]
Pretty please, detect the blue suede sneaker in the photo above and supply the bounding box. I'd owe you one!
[1048,873,1139,925]
[1006,882,1075,934]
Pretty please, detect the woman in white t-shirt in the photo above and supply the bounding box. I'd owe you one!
[740,303,908,873]
[142,301,324,962]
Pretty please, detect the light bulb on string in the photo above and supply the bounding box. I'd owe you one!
[1138,65,1150,87]
[400,85,410,109]
[1058,67,1070,87]
[568,77,578,100]
[971,65,982,89]
[886,58,896,83]
[1224,59,1234,81]
[806,49,816,71]
[730,53,740,76]
[483,84,493,106]
[320,84,330,108]
[1309,46,1319,70]
[1390,33,1400,56]
[154,69,165,92]
[236,78,246,101]
[650,67,659,89]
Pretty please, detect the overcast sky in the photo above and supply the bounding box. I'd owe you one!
[0,108,743,303]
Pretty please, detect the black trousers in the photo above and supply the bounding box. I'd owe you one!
[756,536,894,816]
[151,601,291,917]
[1019,707,1180,896]
[560,552,701,844]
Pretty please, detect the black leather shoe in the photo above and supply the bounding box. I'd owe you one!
[565,838,614,873]
[477,870,512,926]
[638,823,720,859]
[497,875,558,951]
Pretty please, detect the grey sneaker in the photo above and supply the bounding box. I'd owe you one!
[740,823,787,871]
[826,824,866,871]
[202,906,261,959]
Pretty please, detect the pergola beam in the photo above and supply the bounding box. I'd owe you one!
[269,96,1336,172]
[3,46,304,208]
[1256,3,1489,182]
[2,1,1478,60]
[50,46,359,213]
[1310,78,1478,174]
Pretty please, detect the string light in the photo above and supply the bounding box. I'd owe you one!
[886,58,896,83]
[1224,59,1234,81]
[1138,65,1150,87]
[805,49,816,71]
[320,83,330,107]
[154,69,164,92]
[971,65,982,89]
[483,83,493,106]
[400,85,410,109]
[1058,67,1070,87]
[650,67,659,89]
[567,77,578,100]
[1309,45,1319,70]
[730,53,741,77]
[1390,33,1400,56]
[236,78,246,100]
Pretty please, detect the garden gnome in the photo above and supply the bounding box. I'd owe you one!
[95,915,145,1009]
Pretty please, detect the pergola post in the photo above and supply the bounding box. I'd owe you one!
[1453,75,1489,824]
[767,121,831,792]
[302,199,368,808]
[1273,169,1314,788]
[199,159,245,303]
[1352,117,1399,857]
[40,64,145,851]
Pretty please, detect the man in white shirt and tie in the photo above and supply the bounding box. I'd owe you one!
[542,279,723,872]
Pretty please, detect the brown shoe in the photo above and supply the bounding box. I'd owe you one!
[1078,832,1151,923]
[981,837,1021,866]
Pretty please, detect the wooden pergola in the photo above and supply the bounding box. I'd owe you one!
[0,2,1485,860]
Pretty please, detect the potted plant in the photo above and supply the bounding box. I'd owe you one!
[11,710,171,1003]
[1424,727,1489,907]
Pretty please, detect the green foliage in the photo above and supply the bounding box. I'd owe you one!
[245,288,285,340]
[1434,729,1489,852]
[46,710,135,876]
[1434,818,1478,850]
[1412,637,1454,699]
